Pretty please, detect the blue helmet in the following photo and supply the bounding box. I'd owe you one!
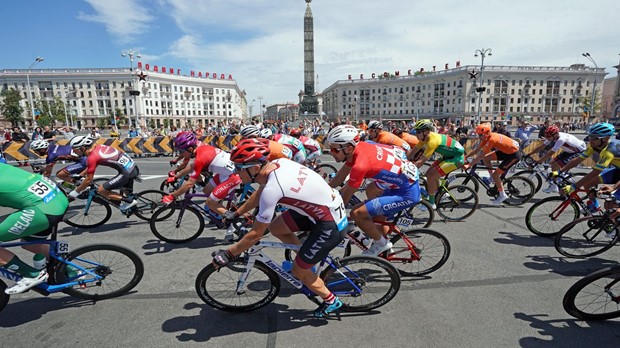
[588,123,615,137]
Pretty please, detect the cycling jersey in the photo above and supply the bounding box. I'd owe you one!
[543,132,586,153]
[479,132,519,155]
[189,144,235,182]
[267,140,293,161]
[273,134,307,164]
[46,144,87,174]
[414,132,464,159]
[373,131,411,151]
[86,145,136,175]
[299,135,322,162]
[579,139,620,171]
[397,132,419,149]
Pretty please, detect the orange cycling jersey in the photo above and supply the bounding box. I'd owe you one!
[267,140,293,161]
[479,132,519,154]
[374,131,411,151]
[397,132,419,148]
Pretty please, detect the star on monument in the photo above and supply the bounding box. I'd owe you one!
[137,71,148,82]
[468,69,478,80]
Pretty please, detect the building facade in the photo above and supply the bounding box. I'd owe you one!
[0,67,248,129]
[322,64,606,126]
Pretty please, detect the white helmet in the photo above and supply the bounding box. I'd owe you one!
[240,125,260,138]
[29,140,49,151]
[368,120,383,130]
[69,135,95,148]
[259,128,273,138]
[327,125,360,146]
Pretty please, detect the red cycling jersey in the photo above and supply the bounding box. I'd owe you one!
[345,142,416,190]
[86,145,136,175]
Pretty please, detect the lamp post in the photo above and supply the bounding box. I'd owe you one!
[121,49,141,128]
[353,93,358,124]
[142,85,150,129]
[225,91,232,126]
[257,96,264,123]
[26,57,44,128]
[184,89,191,128]
[474,48,492,125]
[58,90,69,126]
[582,53,598,118]
[249,99,256,121]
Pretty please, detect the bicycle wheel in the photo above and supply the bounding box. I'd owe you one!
[386,228,450,276]
[525,196,579,237]
[0,280,8,313]
[159,179,177,193]
[513,169,543,193]
[435,184,479,221]
[284,231,351,262]
[55,244,144,300]
[320,255,401,312]
[150,205,205,243]
[316,164,337,182]
[395,201,434,229]
[554,216,620,258]
[65,196,112,228]
[133,190,166,221]
[502,176,535,206]
[563,266,620,320]
[449,173,480,193]
[195,260,280,312]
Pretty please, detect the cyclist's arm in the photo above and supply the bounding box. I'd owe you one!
[559,155,584,173]
[536,151,554,165]
[174,162,194,179]
[329,164,352,188]
[527,143,547,157]
[169,177,197,198]
[75,172,94,193]
[413,154,429,168]
[574,168,601,190]
[43,163,54,177]
[339,183,358,206]
[227,220,270,256]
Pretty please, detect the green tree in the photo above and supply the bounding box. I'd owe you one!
[163,118,170,128]
[148,119,156,129]
[577,94,601,117]
[96,117,108,129]
[0,89,25,126]
[34,96,67,127]
[108,107,127,126]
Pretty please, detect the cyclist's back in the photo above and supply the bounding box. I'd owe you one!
[86,144,137,176]
[374,131,411,151]
[414,131,463,159]
[273,133,307,163]
[267,139,293,161]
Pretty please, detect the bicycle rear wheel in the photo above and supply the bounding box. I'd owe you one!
[65,196,112,228]
[502,176,535,206]
[525,196,579,237]
[0,280,8,313]
[449,173,480,193]
[195,260,280,312]
[149,205,205,243]
[513,169,543,193]
[386,228,450,276]
[435,184,478,221]
[55,244,144,300]
[563,266,620,320]
[133,190,166,221]
[554,216,619,258]
[316,164,337,182]
[320,256,401,312]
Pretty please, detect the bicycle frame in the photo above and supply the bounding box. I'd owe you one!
[547,189,591,221]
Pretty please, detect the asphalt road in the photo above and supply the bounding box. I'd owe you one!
[1,155,619,348]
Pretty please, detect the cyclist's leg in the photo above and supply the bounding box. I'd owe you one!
[493,151,519,202]
[100,168,138,203]
[57,160,87,184]
[365,181,383,200]
[205,174,242,215]
[425,160,442,207]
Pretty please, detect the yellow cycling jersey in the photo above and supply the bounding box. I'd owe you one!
[579,139,620,170]
[414,132,464,159]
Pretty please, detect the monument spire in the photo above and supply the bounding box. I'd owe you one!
[301,0,318,114]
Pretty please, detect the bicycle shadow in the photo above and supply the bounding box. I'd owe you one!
[0,296,97,327]
[494,231,556,248]
[141,236,231,255]
[57,220,146,236]
[522,255,618,277]
[513,312,619,347]
[161,301,380,343]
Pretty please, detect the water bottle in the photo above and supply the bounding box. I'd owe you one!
[482,176,492,186]
[281,260,293,273]
[586,199,600,213]
[33,253,47,270]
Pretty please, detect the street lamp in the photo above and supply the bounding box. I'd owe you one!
[121,49,141,128]
[353,93,358,124]
[26,57,44,127]
[225,91,232,126]
[582,52,598,118]
[58,90,69,126]
[184,89,191,128]
[257,96,264,123]
[474,48,492,125]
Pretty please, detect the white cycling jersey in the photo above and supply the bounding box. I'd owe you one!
[256,158,347,230]
[544,132,586,153]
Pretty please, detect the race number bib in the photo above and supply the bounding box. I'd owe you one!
[401,161,419,181]
[118,154,134,170]
[28,178,58,203]
[330,198,348,231]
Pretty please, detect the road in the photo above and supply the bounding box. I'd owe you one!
[1,155,619,348]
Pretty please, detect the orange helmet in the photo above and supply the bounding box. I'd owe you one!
[475,123,492,135]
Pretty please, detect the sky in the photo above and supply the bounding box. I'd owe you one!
[1,0,619,109]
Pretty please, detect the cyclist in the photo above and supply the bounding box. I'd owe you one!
[239,125,293,160]
[166,131,194,182]
[556,123,620,194]
[0,163,68,294]
[526,125,586,193]
[289,128,323,164]
[326,125,421,255]
[213,139,348,317]
[391,127,419,150]
[408,119,465,209]
[69,136,140,212]
[366,120,411,151]
[260,128,307,164]
[464,123,520,205]
[29,140,87,185]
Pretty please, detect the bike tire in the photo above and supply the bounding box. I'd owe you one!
[159,179,176,193]
[65,196,112,228]
[525,196,579,237]
[395,200,434,229]
[554,216,620,258]
[149,205,205,243]
[55,244,144,300]
[320,255,401,312]
[0,280,8,313]
[450,173,480,193]
[513,169,543,193]
[284,231,351,262]
[502,176,535,206]
[563,266,620,320]
[195,260,280,312]
[435,184,479,221]
[387,228,450,276]
[133,190,167,221]
[316,164,337,182]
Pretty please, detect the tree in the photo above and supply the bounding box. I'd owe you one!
[577,94,601,117]
[163,118,170,128]
[34,96,67,127]
[108,107,127,127]
[0,89,25,126]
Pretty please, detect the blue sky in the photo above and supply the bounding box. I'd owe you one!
[2,0,619,108]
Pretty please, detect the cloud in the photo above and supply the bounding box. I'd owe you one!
[78,0,155,44]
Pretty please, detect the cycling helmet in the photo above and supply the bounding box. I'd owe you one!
[413,119,434,131]
[259,128,273,138]
[29,140,50,151]
[239,125,260,138]
[69,135,95,148]
[391,128,403,136]
[326,125,360,146]
[174,132,198,150]
[588,123,615,137]
[368,120,383,130]
[230,138,271,164]
[544,125,560,138]
[289,128,302,138]
[475,123,492,135]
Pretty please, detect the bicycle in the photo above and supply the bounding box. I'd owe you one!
[306,159,337,182]
[0,223,144,313]
[509,155,587,194]
[525,172,599,237]
[563,265,620,320]
[419,174,479,221]
[195,224,401,314]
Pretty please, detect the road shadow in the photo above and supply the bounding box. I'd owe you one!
[494,231,556,248]
[514,312,619,347]
[57,220,146,236]
[141,234,231,255]
[0,296,96,327]
[522,255,619,276]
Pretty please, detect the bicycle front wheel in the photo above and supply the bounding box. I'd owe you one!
[513,169,543,193]
[435,184,479,221]
[55,244,144,300]
[320,256,401,312]
[387,228,450,276]
[133,190,166,221]
[195,260,280,312]
[525,196,579,237]
[563,266,620,320]
[502,176,535,206]
[555,216,619,258]
[65,196,112,228]
[395,201,434,229]
[150,205,205,243]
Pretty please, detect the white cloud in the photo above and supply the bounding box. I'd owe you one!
[78,0,155,44]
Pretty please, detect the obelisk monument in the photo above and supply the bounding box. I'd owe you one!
[300,0,318,114]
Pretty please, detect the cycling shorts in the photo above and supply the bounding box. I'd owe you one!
[494,151,520,172]
[102,167,139,191]
[0,204,65,242]
[365,182,421,218]
[552,152,580,167]
[282,210,347,268]
[209,174,242,201]
[430,154,465,176]
[599,167,620,185]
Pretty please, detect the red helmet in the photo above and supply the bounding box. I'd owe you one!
[391,127,403,136]
[475,123,492,135]
[230,138,271,165]
[289,128,302,138]
[544,125,560,138]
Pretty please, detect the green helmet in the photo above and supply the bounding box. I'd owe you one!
[413,119,434,131]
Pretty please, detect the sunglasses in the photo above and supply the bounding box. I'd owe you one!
[330,145,346,154]
[588,136,601,141]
